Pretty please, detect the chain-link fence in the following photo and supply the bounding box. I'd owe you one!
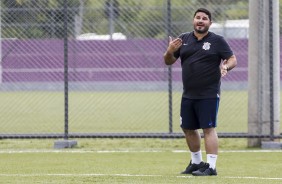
[0,0,281,139]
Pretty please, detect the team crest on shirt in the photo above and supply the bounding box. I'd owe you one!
[202,42,211,50]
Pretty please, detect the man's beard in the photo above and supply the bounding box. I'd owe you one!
[194,26,209,34]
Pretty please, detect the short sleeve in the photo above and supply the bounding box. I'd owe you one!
[217,36,234,60]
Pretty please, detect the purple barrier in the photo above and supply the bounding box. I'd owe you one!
[0,38,259,83]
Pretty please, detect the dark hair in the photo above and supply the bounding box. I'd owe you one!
[193,8,212,21]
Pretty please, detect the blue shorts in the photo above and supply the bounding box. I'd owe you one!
[180,97,220,130]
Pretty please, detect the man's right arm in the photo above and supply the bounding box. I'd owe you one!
[163,51,177,65]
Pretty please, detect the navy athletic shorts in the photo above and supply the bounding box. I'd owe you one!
[180,97,220,130]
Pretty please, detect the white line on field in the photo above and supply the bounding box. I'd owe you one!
[0,149,282,154]
[0,173,163,177]
[173,150,282,153]
[177,175,282,180]
[0,173,282,181]
[0,150,164,154]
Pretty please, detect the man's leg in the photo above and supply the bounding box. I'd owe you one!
[191,127,218,176]
[183,129,201,153]
[203,127,218,154]
[203,128,218,169]
[184,129,203,163]
[180,98,205,174]
[180,129,205,174]
[191,97,219,176]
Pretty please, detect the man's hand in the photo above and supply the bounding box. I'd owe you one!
[163,36,182,65]
[221,60,228,77]
[167,36,182,54]
[221,55,237,77]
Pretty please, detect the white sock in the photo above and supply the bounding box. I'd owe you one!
[207,154,217,169]
[191,151,202,164]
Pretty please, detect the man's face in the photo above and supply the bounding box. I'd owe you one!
[193,12,212,34]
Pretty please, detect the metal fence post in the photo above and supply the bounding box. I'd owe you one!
[63,0,69,141]
[166,0,173,134]
[54,0,77,149]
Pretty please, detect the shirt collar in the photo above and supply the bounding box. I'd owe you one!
[192,31,211,41]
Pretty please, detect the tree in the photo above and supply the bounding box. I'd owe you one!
[104,0,119,19]
[2,0,81,39]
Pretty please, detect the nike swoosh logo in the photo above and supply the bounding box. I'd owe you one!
[183,43,188,45]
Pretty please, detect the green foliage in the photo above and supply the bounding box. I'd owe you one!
[1,0,256,39]
[2,0,80,38]
[224,1,248,20]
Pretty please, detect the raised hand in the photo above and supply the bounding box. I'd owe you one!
[167,36,182,53]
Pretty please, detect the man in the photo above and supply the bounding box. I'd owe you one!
[163,8,237,176]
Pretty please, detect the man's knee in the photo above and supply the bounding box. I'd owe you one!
[183,128,199,136]
[203,128,216,135]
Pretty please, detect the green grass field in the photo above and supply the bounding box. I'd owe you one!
[1,138,282,184]
[1,90,280,134]
[0,90,250,134]
[0,91,281,183]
